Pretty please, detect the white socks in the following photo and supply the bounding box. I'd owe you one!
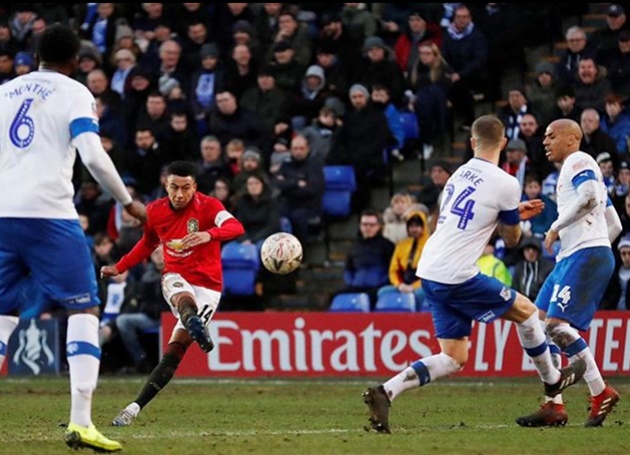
[383,353,462,401]
[0,316,19,370]
[516,311,561,385]
[67,314,101,427]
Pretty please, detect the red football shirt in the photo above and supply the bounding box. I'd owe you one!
[116,192,244,291]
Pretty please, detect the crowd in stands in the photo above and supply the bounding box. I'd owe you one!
[3,3,630,372]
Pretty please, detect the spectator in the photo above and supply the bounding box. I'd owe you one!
[600,92,630,156]
[210,176,235,212]
[162,110,199,163]
[264,6,313,68]
[555,25,597,86]
[272,134,325,250]
[125,126,173,195]
[597,30,630,102]
[378,209,430,311]
[526,61,559,129]
[231,20,264,67]
[329,83,392,212]
[13,51,35,76]
[211,3,257,55]
[580,108,619,168]
[500,139,531,189]
[290,64,334,131]
[601,235,630,310]
[131,3,176,50]
[240,65,291,138]
[135,91,170,144]
[230,147,270,200]
[179,20,215,74]
[409,41,453,159]
[496,85,534,140]
[112,245,170,373]
[189,43,226,136]
[549,84,583,123]
[590,4,630,56]
[0,20,20,57]
[121,65,157,144]
[356,36,406,108]
[371,84,405,155]
[518,113,555,180]
[253,2,283,51]
[441,4,488,130]
[223,43,259,101]
[572,57,611,112]
[110,48,137,98]
[597,152,617,196]
[95,95,128,151]
[612,160,630,212]
[196,135,233,195]
[86,68,122,112]
[382,191,416,244]
[301,106,340,166]
[393,9,442,76]
[207,89,269,153]
[521,174,558,238]
[331,209,395,309]
[472,3,527,103]
[413,160,453,231]
[313,39,352,105]
[233,174,281,247]
[340,3,379,47]
[78,3,122,59]
[512,236,554,302]
[225,138,246,177]
[267,39,305,96]
[108,23,142,65]
[316,11,363,84]
[477,241,512,286]
[153,39,191,101]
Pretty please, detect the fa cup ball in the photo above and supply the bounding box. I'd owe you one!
[260,232,303,274]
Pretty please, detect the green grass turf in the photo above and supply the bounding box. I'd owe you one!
[0,376,628,455]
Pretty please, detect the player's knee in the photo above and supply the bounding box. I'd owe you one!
[444,353,466,373]
[545,321,577,350]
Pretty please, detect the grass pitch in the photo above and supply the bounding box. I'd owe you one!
[0,376,629,455]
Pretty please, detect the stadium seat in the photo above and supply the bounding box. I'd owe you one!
[329,292,371,312]
[374,292,416,312]
[322,165,357,218]
[221,241,260,296]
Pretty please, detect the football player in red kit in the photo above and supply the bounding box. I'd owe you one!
[101,160,244,426]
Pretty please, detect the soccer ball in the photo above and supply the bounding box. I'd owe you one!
[260,232,303,274]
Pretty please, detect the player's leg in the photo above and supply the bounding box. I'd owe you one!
[363,278,470,433]
[518,247,618,427]
[162,273,214,352]
[0,221,29,370]
[113,284,222,426]
[502,292,586,392]
[25,219,121,451]
[548,248,619,426]
[112,329,192,426]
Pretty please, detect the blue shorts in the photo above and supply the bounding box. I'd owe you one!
[535,246,614,331]
[0,218,99,315]
[422,274,516,339]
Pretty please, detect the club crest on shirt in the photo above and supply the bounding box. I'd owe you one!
[187,218,199,233]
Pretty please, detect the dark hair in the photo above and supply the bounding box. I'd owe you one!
[36,24,80,64]
[167,161,199,180]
